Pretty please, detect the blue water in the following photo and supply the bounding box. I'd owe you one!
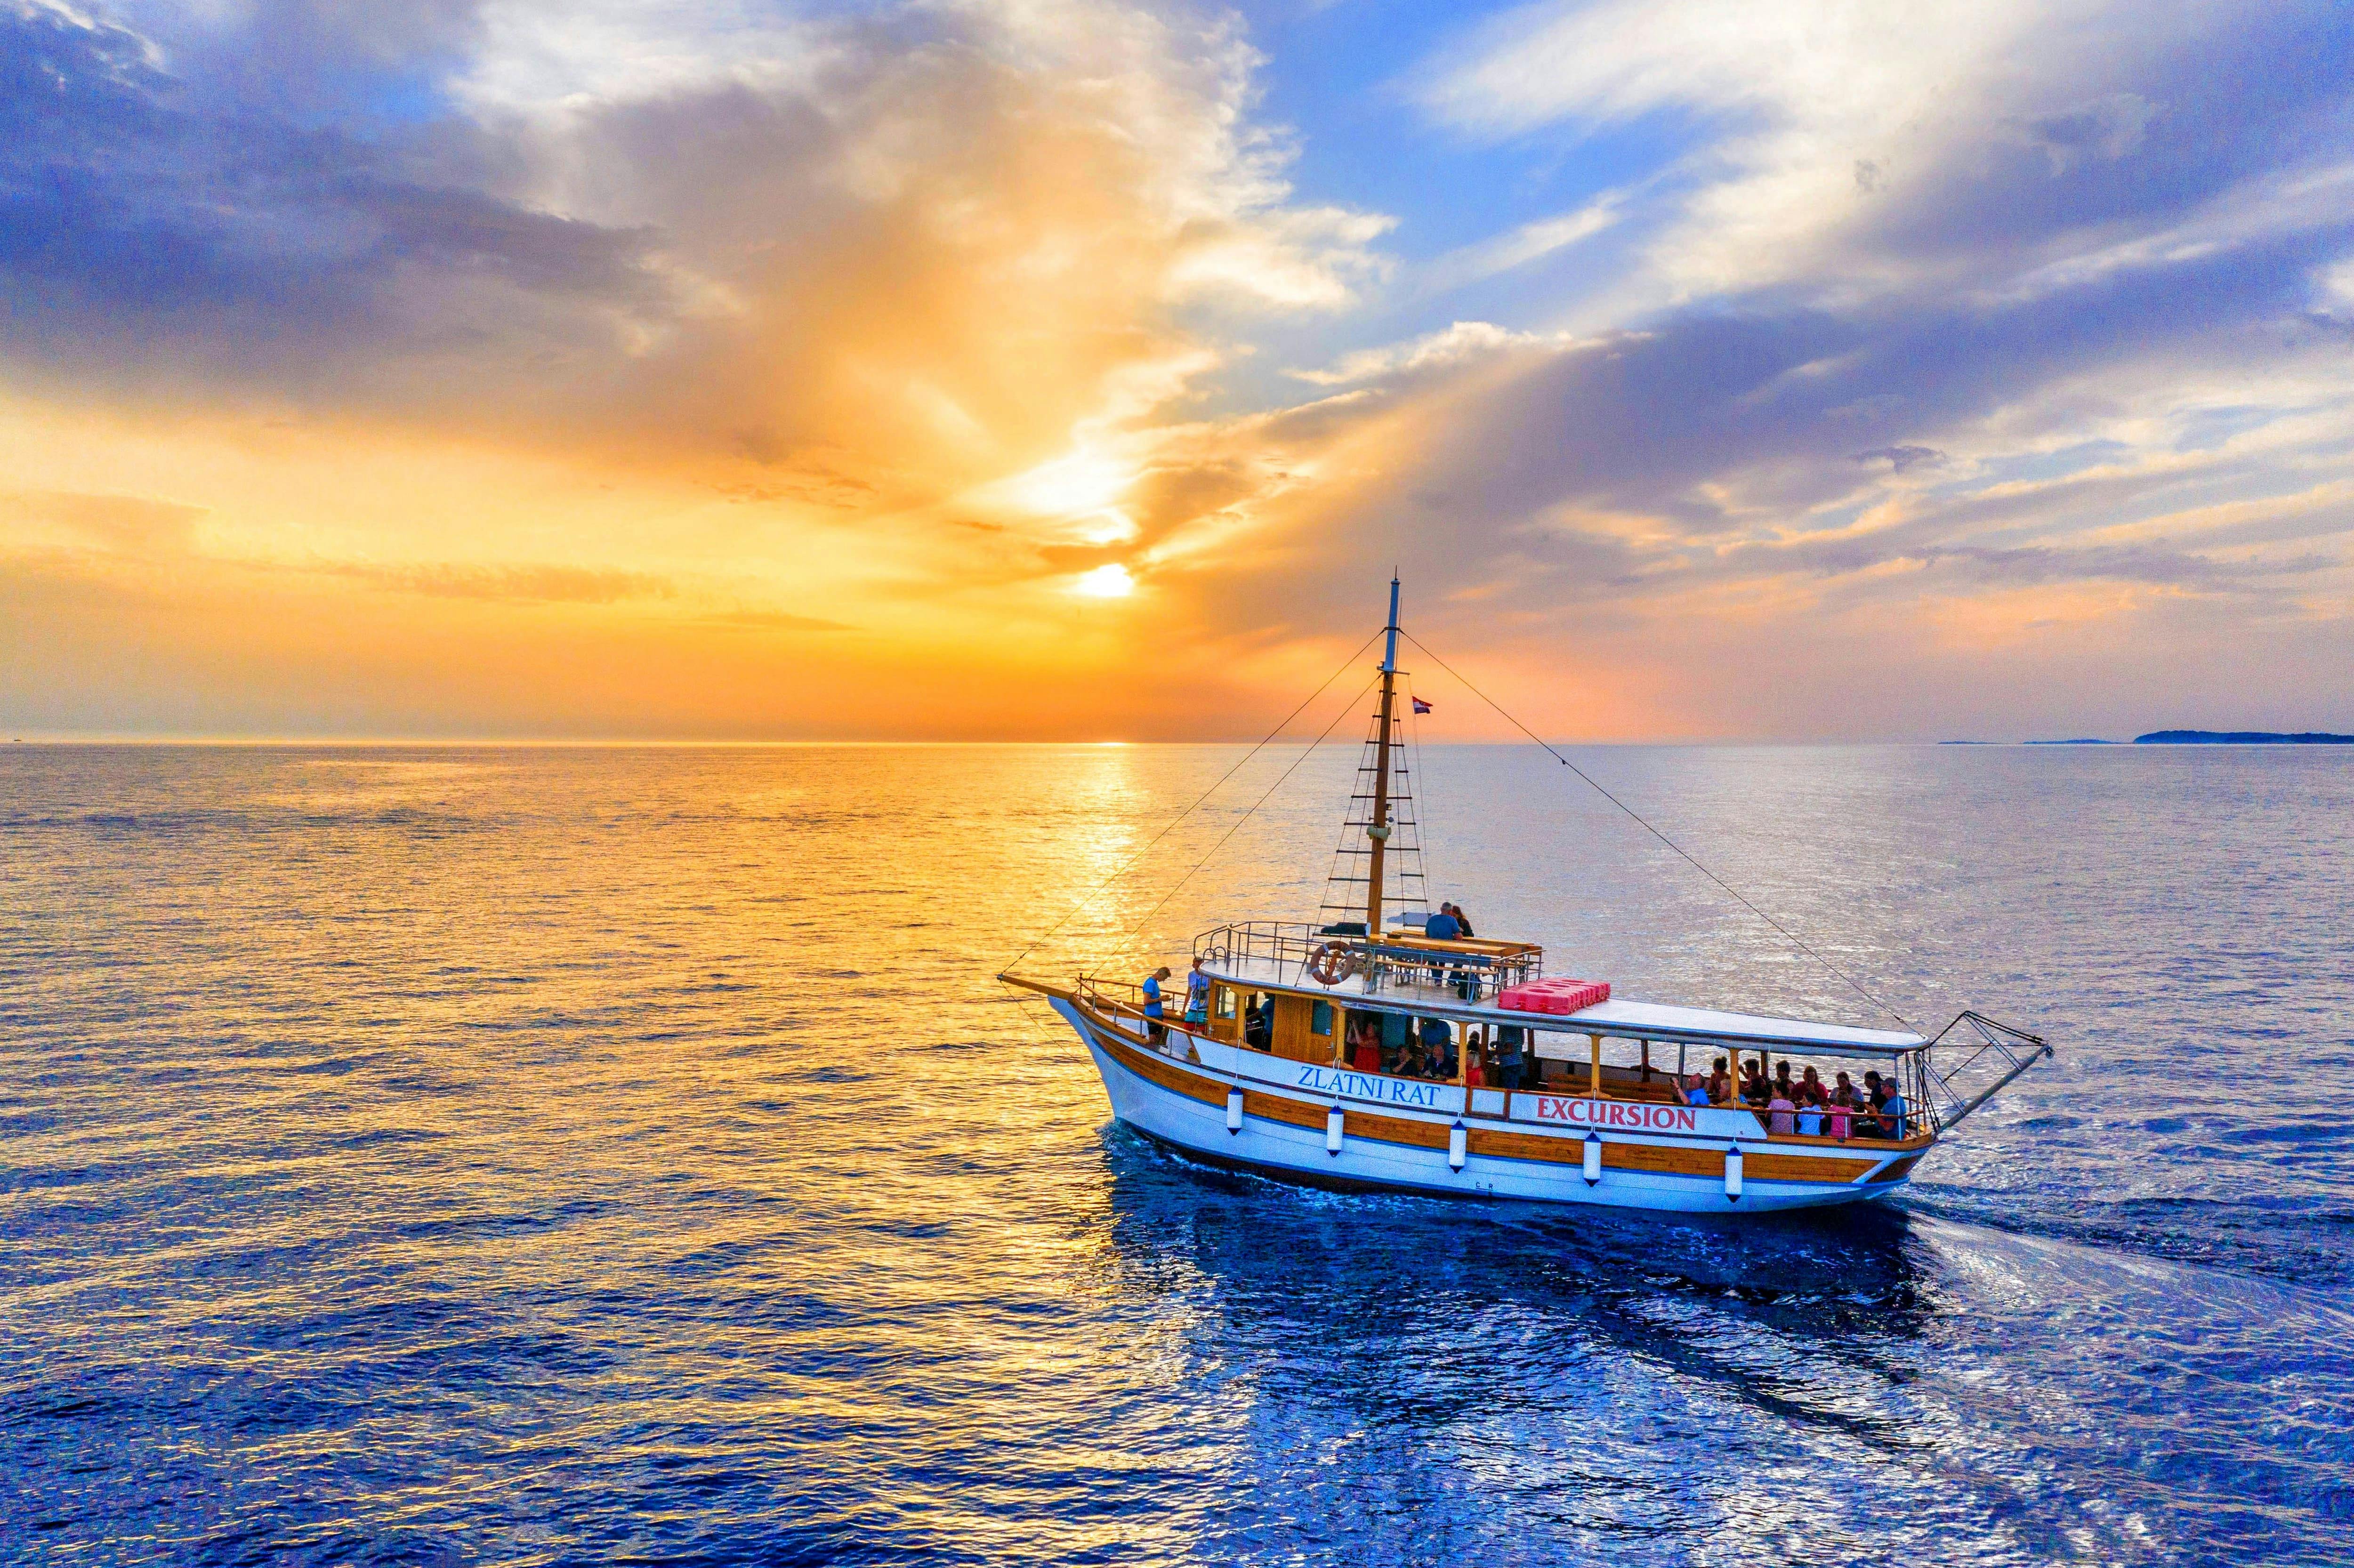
[3,743,2349,1564]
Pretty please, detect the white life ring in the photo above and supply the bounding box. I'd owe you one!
[1305,942,1360,986]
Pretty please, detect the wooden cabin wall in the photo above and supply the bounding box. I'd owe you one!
[1270,995,1335,1062]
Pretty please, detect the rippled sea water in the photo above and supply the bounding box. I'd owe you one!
[3,742,2350,1566]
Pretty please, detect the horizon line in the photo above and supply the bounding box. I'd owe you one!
[0,732,2199,749]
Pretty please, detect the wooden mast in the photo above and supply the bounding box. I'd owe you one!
[1363,575,1402,935]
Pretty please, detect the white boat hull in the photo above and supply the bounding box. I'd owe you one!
[1057,1000,1918,1216]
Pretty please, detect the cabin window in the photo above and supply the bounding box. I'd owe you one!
[1215,986,1236,1020]
[1310,1000,1333,1036]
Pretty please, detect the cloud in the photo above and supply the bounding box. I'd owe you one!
[1414,0,2354,313]
[1854,446,1945,473]
[1419,197,1621,293]
[0,0,1393,512]
[303,559,676,604]
[3,0,2352,741]
[693,608,856,632]
[1288,321,1560,386]
[0,488,208,552]
[2010,92,2160,175]
[0,4,665,366]
[1129,0,2349,656]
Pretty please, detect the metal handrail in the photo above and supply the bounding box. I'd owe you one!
[1922,1010,2052,1131]
[1075,975,1209,1039]
[1191,920,1542,1004]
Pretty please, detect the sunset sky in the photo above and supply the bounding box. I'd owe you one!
[3,0,2351,740]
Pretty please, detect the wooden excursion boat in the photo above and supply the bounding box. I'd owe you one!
[1001,579,2049,1214]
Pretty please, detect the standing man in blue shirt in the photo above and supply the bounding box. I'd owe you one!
[1142,965,1170,1044]
[1495,1024,1527,1091]
[1184,956,1211,1027]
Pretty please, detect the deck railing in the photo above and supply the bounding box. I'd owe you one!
[1191,920,1543,1004]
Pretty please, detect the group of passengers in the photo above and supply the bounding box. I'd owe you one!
[1344,1013,1535,1089]
[1680,1055,1910,1139]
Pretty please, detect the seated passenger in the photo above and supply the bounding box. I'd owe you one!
[1707,1056,1732,1104]
[1798,1066,1826,1106]
[1767,1091,1797,1136]
[1418,1015,1452,1076]
[1740,1062,1770,1106]
[1773,1061,1795,1102]
[1880,1084,1910,1139]
[1424,907,1461,941]
[1830,1071,1862,1109]
[1683,1073,1711,1107]
[1465,1047,1487,1088]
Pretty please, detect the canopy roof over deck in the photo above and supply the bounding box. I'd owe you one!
[1556,998,1925,1056]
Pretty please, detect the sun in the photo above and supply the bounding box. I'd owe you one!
[1071,563,1135,598]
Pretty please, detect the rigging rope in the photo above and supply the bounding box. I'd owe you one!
[1117,670,1381,947]
[1399,630,1917,1033]
[1406,677,1434,906]
[1000,629,1382,975]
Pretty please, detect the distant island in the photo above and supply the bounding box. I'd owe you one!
[2134,730,2354,744]
[1940,732,2354,745]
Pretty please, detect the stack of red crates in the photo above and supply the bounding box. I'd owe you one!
[1495,978,1612,1015]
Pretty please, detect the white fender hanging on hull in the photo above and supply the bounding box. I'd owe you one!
[1225,1086,1244,1135]
[1325,1106,1344,1157]
[1582,1134,1602,1186]
[1724,1144,1744,1203]
[1448,1121,1467,1172]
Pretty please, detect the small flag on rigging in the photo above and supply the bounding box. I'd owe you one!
[1411,697,1433,714]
